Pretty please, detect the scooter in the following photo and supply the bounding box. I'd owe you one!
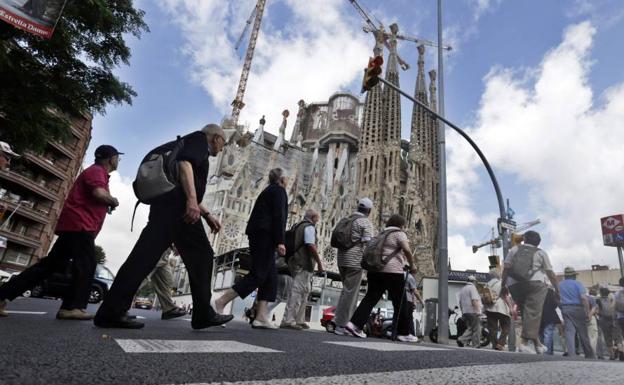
[429,306,490,347]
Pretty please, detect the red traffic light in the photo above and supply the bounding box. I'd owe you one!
[362,55,384,93]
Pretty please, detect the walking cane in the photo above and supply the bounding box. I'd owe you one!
[391,266,410,341]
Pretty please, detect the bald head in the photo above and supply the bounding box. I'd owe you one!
[201,123,226,155]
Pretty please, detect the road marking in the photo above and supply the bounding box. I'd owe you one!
[6,311,47,315]
[324,341,449,351]
[187,361,623,385]
[115,339,282,353]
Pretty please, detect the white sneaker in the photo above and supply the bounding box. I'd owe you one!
[398,334,419,343]
[518,343,537,354]
[535,343,547,354]
[334,326,349,336]
[345,321,367,338]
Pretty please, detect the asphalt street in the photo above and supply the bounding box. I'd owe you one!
[1,298,622,385]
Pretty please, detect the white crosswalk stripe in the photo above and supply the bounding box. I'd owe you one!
[115,339,282,353]
[324,341,450,351]
[5,311,47,315]
[184,361,622,385]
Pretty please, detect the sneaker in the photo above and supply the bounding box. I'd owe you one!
[535,343,547,355]
[297,323,310,329]
[0,299,8,317]
[397,334,419,343]
[279,322,303,330]
[56,309,94,320]
[251,319,278,330]
[345,322,367,338]
[518,343,537,354]
[334,326,349,336]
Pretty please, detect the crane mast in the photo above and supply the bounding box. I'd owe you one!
[231,0,266,125]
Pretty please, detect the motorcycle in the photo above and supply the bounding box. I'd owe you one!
[429,306,490,348]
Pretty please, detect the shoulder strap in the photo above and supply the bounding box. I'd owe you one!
[381,229,402,264]
[130,201,140,232]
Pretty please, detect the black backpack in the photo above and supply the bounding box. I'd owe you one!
[506,244,538,282]
[283,221,311,262]
[330,214,360,249]
[360,229,401,272]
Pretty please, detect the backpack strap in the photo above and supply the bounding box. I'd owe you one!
[130,200,140,232]
[380,229,402,264]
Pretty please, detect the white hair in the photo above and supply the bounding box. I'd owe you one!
[201,123,225,140]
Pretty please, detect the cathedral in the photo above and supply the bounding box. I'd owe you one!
[203,40,440,277]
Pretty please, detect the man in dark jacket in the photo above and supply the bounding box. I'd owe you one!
[94,124,233,329]
[215,168,288,329]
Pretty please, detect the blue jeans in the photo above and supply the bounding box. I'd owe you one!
[540,323,556,354]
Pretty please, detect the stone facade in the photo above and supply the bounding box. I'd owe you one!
[202,45,440,276]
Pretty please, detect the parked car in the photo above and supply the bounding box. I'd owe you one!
[134,297,153,310]
[17,264,115,304]
[320,306,336,333]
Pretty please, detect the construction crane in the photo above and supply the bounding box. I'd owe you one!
[347,0,450,71]
[230,0,267,125]
[472,219,541,254]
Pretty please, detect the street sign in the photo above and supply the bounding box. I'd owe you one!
[600,214,624,247]
[497,218,516,233]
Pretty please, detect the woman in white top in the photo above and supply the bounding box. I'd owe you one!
[344,214,418,342]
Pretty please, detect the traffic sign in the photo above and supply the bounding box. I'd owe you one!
[497,218,516,233]
[601,214,624,247]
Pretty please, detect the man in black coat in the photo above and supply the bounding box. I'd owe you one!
[94,124,233,329]
[215,168,288,329]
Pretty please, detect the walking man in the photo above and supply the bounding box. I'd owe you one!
[95,124,232,329]
[597,285,623,360]
[457,275,482,347]
[501,230,560,354]
[558,267,595,359]
[1,145,121,320]
[484,268,511,350]
[149,246,187,320]
[281,209,323,330]
[215,168,289,329]
[333,198,374,336]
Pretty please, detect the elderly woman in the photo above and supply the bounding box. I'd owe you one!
[215,168,289,329]
[485,268,511,350]
[344,214,418,342]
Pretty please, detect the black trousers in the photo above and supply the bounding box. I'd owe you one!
[0,231,96,310]
[350,271,410,336]
[96,203,216,325]
[232,233,277,302]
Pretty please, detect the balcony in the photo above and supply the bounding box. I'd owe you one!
[49,141,75,160]
[0,228,40,249]
[24,153,66,180]
[0,199,49,225]
[0,169,56,201]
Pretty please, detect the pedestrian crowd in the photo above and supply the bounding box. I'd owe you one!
[453,229,624,360]
[1,129,624,359]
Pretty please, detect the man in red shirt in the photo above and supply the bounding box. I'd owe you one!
[0,145,121,320]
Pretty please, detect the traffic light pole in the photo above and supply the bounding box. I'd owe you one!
[375,75,510,339]
[436,0,449,345]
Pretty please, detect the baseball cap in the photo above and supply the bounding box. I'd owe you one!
[0,141,20,157]
[357,197,373,209]
[94,145,124,159]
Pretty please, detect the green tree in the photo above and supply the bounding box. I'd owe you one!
[94,244,106,265]
[0,0,148,153]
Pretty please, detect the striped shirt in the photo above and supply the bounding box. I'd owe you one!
[379,227,409,274]
[336,212,374,268]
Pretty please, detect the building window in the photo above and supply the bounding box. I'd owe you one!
[3,250,31,266]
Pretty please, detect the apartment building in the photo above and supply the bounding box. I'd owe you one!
[0,115,92,272]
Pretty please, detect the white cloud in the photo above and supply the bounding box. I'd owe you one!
[96,173,149,274]
[155,0,371,135]
[448,233,492,272]
[447,21,624,271]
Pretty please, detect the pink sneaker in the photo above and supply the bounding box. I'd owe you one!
[345,322,367,338]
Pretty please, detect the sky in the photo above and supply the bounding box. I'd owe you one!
[87,0,624,275]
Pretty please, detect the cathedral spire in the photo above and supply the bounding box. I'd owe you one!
[415,45,427,102]
[252,115,266,143]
